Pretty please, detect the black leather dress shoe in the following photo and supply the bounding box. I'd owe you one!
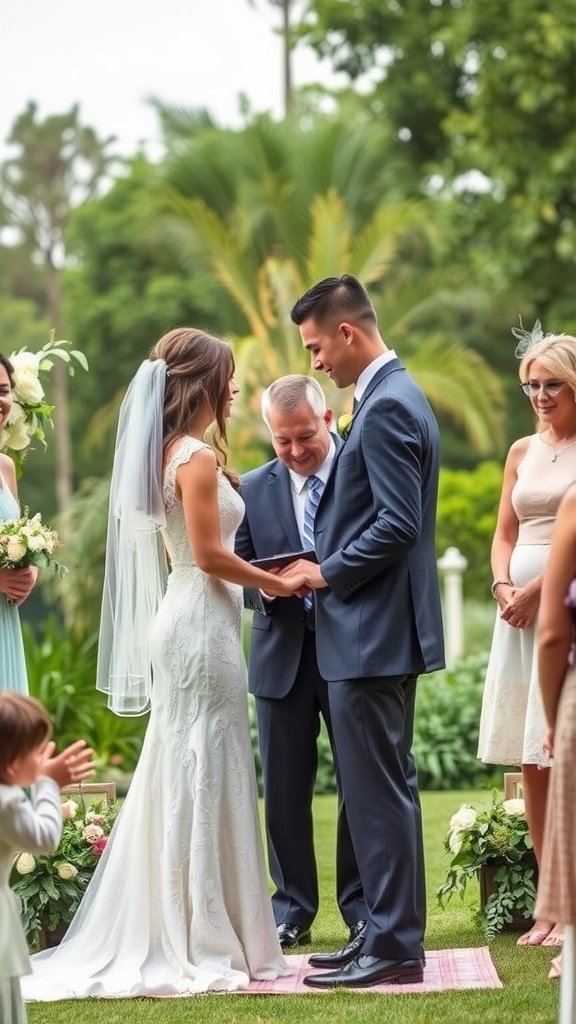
[308,920,367,968]
[349,919,367,942]
[277,923,312,949]
[303,954,424,989]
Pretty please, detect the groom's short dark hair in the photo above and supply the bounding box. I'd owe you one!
[290,275,376,329]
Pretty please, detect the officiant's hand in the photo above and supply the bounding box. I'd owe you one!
[280,559,327,594]
[41,739,96,789]
[259,568,310,598]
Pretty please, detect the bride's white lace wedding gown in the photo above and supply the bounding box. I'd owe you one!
[22,437,287,1000]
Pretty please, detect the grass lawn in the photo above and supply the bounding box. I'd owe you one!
[27,790,558,1024]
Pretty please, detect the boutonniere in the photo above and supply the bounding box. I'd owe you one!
[337,413,354,439]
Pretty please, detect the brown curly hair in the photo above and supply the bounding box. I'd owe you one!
[149,327,238,484]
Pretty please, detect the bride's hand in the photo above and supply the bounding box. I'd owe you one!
[260,570,310,598]
[280,559,327,594]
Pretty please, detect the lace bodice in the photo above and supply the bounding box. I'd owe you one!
[162,437,245,565]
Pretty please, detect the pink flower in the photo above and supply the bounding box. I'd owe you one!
[82,823,104,843]
[90,836,108,856]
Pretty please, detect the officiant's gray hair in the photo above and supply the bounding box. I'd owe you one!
[261,374,326,427]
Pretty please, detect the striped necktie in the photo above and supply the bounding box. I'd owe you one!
[302,475,323,550]
[302,475,324,612]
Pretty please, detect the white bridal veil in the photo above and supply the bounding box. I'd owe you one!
[97,359,168,715]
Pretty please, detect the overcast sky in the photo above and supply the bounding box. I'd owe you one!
[0,0,339,157]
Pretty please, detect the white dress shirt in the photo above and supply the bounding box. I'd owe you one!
[287,438,335,547]
[354,350,397,404]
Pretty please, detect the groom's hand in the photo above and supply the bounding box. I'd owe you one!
[280,559,327,592]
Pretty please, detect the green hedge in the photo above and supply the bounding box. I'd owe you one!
[23,621,498,794]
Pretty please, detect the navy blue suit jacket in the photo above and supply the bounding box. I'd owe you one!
[314,358,445,681]
[236,439,341,699]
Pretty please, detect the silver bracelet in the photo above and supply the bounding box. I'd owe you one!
[491,579,512,598]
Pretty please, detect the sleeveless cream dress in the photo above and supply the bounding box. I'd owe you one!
[23,437,287,1000]
[478,434,576,766]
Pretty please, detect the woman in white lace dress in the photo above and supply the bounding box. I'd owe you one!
[23,328,307,1001]
[478,330,576,947]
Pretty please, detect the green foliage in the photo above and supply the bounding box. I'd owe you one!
[436,461,503,601]
[437,792,536,939]
[413,651,496,791]
[10,797,118,949]
[23,619,147,772]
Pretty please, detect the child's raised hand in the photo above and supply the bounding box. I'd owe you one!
[41,739,95,788]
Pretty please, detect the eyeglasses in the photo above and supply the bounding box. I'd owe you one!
[520,380,566,397]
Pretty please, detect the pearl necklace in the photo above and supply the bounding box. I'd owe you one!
[538,432,576,462]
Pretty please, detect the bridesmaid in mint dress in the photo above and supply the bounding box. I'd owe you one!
[0,354,37,693]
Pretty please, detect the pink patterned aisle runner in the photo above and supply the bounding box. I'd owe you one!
[237,948,502,995]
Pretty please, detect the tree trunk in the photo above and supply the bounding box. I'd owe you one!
[281,0,293,115]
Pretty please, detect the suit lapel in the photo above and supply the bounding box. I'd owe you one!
[268,463,302,550]
[320,359,405,504]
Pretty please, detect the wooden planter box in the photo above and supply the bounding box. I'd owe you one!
[479,860,536,932]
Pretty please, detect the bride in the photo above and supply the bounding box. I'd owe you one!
[23,327,307,1000]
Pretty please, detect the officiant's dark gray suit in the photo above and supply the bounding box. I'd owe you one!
[235,439,364,934]
[314,358,444,963]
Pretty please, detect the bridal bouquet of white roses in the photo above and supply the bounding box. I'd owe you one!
[0,333,88,474]
[0,510,66,578]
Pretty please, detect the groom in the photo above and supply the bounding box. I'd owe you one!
[286,275,445,988]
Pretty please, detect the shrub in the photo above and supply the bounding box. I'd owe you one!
[23,618,147,772]
[414,651,499,790]
[436,461,502,601]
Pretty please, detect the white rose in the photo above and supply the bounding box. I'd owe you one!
[502,798,525,816]
[15,852,36,874]
[449,805,477,831]
[448,830,463,854]
[1,407,33,450]
[11,354,44,406]
[25,533,46,552]
[6,537,27,562]
[13,370,44,406]
[61,799,78,820]
[11,352,40,374]
[56,861,78,880]
[82,824,104,842]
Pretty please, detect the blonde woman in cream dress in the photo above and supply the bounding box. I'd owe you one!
[478,332,576,947]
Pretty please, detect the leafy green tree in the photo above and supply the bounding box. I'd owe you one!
[302,0,576,321]
[0,102,115,510]
[436,460,503,601]
[158,111,506,463]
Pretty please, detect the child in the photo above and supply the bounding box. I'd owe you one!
[0,691,94,1024]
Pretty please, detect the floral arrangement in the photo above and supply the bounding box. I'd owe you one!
[337,412,354,439]
[436,792,537,938]
[0,510,66,578]
[11,796,118,949]
[0,333,88,475]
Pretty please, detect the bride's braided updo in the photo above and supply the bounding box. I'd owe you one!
[149,327,238,485]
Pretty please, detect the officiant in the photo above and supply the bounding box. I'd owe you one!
[236,374,365,952]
